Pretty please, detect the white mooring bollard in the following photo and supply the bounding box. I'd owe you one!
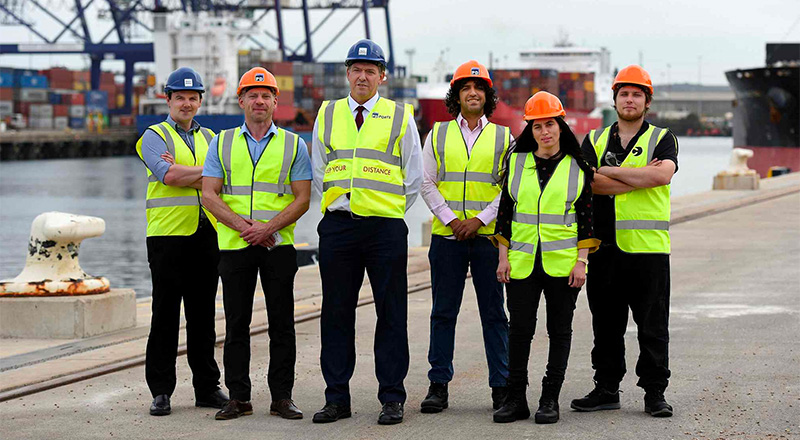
[0,212,136,338]
[713,148,760,190]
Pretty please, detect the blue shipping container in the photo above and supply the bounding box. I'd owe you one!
[19,74,49,89]
[69,117,85,129]
[49,93,62,105]
[85,90,108,113]
[0,72,12,87]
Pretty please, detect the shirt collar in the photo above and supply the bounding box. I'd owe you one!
[456,113,488,132]
[348,92,380,114]
[165,115,200,133]
[240,121,278,142]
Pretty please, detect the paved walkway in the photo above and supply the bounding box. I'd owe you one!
[1,181,798,438]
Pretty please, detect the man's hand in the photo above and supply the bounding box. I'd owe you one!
[448,218,464,238]
[239,219,276,247]
[455,218,483,241]
[161,152,175,165]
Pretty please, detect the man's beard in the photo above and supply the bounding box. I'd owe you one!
[616,106,646,122]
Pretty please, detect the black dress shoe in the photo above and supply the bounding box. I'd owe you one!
[312,402,352,423]
[196,389,229,409]
[150,394,171,416]
[270,399,303,419]
[378,402,404,425]
[214,399,253,420]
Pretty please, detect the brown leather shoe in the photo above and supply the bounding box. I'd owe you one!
[215,399,253,420]
[270,399,303,419]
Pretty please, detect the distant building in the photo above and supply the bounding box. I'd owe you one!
[650,84,734,119]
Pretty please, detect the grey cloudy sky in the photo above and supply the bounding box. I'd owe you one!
[1,0,798,87]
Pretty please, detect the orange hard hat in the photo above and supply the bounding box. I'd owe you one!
[450,60,493,88]
[523,91,566,121]
[237,67,279,96]
[612,64,653,94]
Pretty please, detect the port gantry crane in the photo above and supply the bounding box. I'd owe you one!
[0,0,397,115]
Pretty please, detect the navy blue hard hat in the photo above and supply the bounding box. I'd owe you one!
[345,39,386,68]
[164,67,205,93]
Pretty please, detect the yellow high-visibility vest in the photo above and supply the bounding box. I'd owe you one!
[135,121,216,237]
[316,97,413,218]
[216,127,299,250]
[430,120,509,236]
[506,152,585,279]
[589,124,670,253]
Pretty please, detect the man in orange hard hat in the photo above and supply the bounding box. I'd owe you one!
[571,64,678,417]
[201,67,312,421]
[418,60,511,414]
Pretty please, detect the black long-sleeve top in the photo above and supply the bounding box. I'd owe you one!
[493,150,599,251]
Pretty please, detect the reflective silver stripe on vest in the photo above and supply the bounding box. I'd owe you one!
[512,212,538,225]
[435,122,448,181]
[512,212,576,225]
[252,210,281,221]
[148,174,159,183]
[355,148,401,166]
[327,149,354,161]
[221,129,235,187]
[222,185,251,196]
[440,171,497,183]
[201,128,213,144]
[509,152,527,200]
[564,157,580,224]
[154,124,176,157]
[592,129,603,146]
[323,179,351,191]
[146,196,200,209]
[352,178,404,195]
[322,100,336,151]
[254,181,293,195]
[446,199,490,212]
[277,133,296,195]
[510,240,535,254]
[492,126,506,183]
[541,237,577,252]
[647,127,665,163]
[384,101,405,154]
[616,220,670,230]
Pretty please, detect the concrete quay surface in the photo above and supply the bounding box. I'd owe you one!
[0,173,798,439]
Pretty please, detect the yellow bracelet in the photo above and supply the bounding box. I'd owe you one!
[577,257,589,266]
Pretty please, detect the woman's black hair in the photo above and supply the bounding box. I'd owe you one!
[444,78,498,118]
[503,117,594,182]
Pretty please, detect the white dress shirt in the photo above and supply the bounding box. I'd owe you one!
[421,114,513,232]
[311,93,423,213]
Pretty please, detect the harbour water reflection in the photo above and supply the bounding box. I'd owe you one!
[0,136,733,298]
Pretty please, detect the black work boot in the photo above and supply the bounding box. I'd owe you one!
[492,384,530,423]
[644,388,673,417]
[570,382,621,412]
[420,382,449,413]
[491,386,508,410]
[534,376,562,424]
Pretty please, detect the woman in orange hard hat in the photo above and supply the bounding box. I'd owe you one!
[492,91,599,424]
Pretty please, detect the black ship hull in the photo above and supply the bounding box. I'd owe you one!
[725,65,799,176]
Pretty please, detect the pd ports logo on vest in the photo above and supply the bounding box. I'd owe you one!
[255,73,265,82]
[184,79,193,87]
[471,68,480,76]
[362,166,391,176]
[358,47,368,56]
[631,146,643,157]
[371,113,391,119]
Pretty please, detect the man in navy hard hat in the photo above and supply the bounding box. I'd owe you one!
[310,39,423,425]
[135,67,228,416]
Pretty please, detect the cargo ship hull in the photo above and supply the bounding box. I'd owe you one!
[725,65,799,176]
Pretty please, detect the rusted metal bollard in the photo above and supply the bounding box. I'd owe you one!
[0,212,110,296]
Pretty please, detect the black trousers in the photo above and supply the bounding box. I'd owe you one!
[145,218,221,398]
[219,245,298,402]
[505,253,579,386]
[318,212,409,405]
[587,244,671,390]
